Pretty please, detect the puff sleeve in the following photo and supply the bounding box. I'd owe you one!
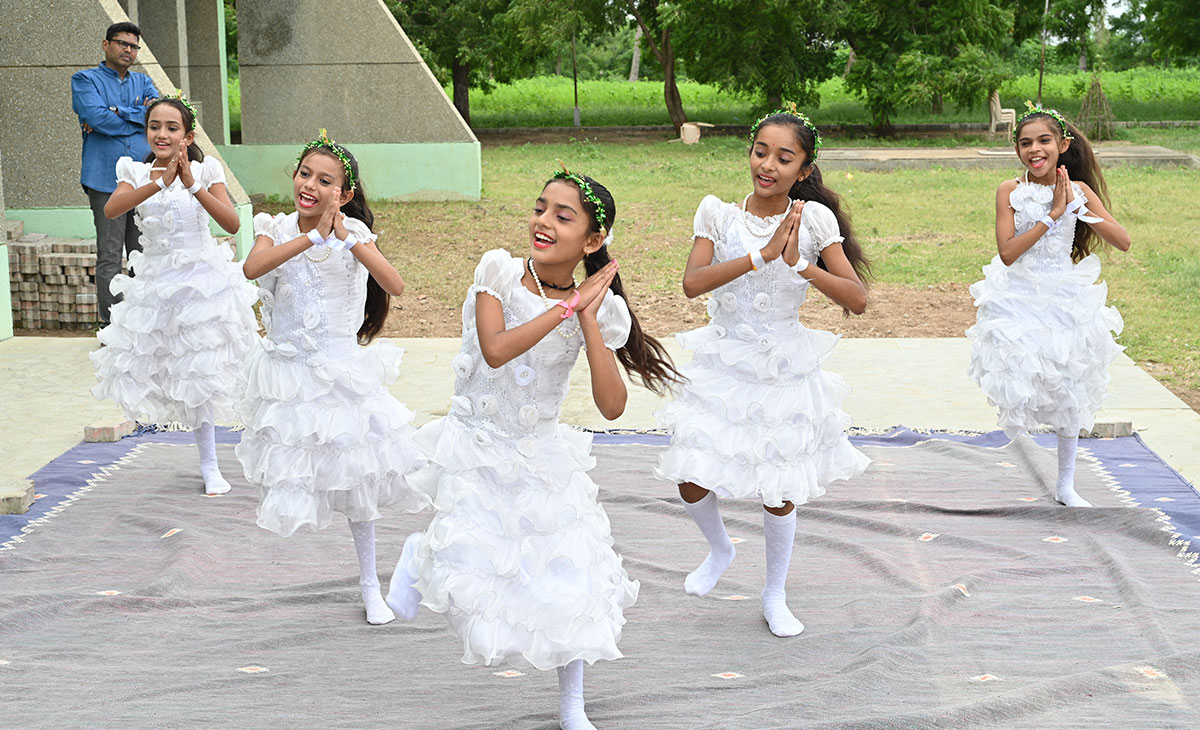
[470,249,521,305]
[341,216,379,248]
[114,156,140,188]
[693,195,726,242]
[199,157,227,189]
[800,201,845,251]
[595,290,632,351]
[252,212,279,242]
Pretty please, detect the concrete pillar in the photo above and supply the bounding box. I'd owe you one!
[0,149,11,342]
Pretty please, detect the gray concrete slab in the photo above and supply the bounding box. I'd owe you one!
[2,335,1196,510]
[817,145,1200,171]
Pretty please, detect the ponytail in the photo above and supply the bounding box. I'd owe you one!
[788,166,871,282]
[1058,121,1108,262]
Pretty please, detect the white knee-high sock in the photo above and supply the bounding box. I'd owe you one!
[762,508,804,637]
[194,423,230,495]
[681,491,735,596]
[1055,435,1091,507]
[557,659,596,730]
[347,519,395,625]
[385,532,424,620]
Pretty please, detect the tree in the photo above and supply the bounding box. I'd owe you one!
[841,0,1014,131]
[668,0,842,111]
[1144,0,1200,62]
[388,0,523,125]
[627,1,687,133]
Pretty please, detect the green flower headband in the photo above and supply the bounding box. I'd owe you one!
[750,100,822,162]
[163,89,197,130]
[1013,101,1074,143]
[297,128,358,191]
[553,162,608,234]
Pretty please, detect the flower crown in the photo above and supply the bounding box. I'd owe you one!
[1013,101,1074,142]
[297,128,358,191]
[163,89,198,130]
[750,101,822,162]
[553,162,608,235]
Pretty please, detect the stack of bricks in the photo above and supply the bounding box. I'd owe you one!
[7,233,106,330]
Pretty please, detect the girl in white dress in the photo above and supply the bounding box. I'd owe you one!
[967,105,1130,507]
[93,94,258,496]
[386,170,680,730]
[655,109,871,638]
[236,131,428,625]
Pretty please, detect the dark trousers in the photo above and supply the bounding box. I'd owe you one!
[85,186,142,325]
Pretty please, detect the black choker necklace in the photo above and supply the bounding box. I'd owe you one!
[527,257,575,291]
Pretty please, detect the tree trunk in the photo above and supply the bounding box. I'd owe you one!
[629,25,642,82]
[556,52,563,76]
[766,88,782,109]
[931,93,943,115]
[843,49,856,77]
[661,29,686,132]
[1079,50,1088,71]
[452,59,470,125]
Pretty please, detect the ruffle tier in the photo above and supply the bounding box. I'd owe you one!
[656,324,869,507]
[410,416,638,670]
[91,244,259,428]
[236,338,429,536]
[967,255,1124,438]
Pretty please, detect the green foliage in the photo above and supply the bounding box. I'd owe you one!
[463,67,1200,127]
[667,0,841,108]
[1144,0,1200,62]
[841,0,1015,128]
[223,0,237,72]
[228,75,240,134]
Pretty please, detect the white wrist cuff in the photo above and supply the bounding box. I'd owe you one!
[791,258,812,278]
[749,248,766,271]
[154,177,167,191]
[187,181,203,195]
[1039,215,1058,230]
[306,228,325,247]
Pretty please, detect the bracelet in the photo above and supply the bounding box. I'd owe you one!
[791,258,813,280]
[748,248,766,271]
[554,290,581,319]
[187,181,203,195]
[306,228,325,247]
[1039,215,1058,231]
[326,236,358,252]
[154,177,166,191]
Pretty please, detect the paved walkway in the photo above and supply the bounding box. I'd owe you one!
[2,335,1197,509]
[816,145,1200,170]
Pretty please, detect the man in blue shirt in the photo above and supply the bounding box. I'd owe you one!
[71,21,158,326]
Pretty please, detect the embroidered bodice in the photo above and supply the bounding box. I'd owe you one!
[115,156,226,251]
[1009,180,1088,274]
[695,195,843,335]
[251,212,376,357]
[447,250,631,449]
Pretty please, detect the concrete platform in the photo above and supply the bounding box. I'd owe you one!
[2,335,1197,511]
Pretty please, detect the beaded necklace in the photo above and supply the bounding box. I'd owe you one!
[741,193,792,238]
[528,257,580,339]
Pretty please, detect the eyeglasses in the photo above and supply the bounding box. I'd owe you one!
[109,39,141,52]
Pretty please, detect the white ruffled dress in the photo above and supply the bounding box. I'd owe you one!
[91,156,258,428]
[410,249,639,671]
[967,179,1124,438]
[655,196,870,507]
[235,212,429,537]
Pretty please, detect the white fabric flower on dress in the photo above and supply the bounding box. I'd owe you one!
[516,437,538,458]
[514,364,535,387]
[478,394,499,416]
[452,353,474,379]
[753,292,771,312]
[1031,185,1053,204]
[720,292,738,311]
[302,306,320,330]
[518,404,540,427]
[712,325,727,339]
[734,323,756,341]
[276,283,292,304]
[300,332,318,352]
[756,336,773,352]
[450,395,474,417]
[706,297,720,318]
[472,430,490,447]
[162,211,175,231]
[767,353,792,378]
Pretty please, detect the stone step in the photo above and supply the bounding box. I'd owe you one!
[0,481,34,515]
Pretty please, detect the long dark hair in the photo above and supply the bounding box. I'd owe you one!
[142,98,204,163]
[754,115,871,283]
[296,145,389,344]
[1014,113,1109,262]
[549,174,683,396]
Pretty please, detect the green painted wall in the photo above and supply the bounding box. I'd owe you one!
[215,142,481,202]
[0,242,11,341]
[8,204,255,259]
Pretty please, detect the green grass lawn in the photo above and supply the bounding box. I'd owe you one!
[371,136,1199,402]
[465,69,1200,128]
